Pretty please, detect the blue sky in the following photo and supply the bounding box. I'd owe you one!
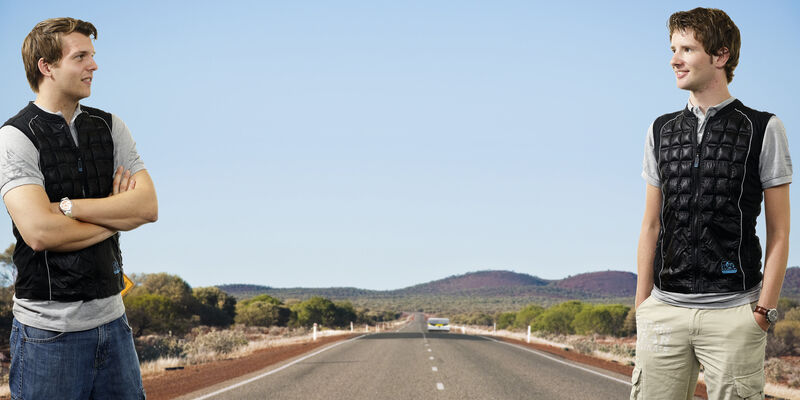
[1,1,798,290]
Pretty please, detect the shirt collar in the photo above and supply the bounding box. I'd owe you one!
[32,103,83,125]
[687,97,736,120]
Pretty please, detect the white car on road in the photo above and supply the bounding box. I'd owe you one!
[427,317,450,332]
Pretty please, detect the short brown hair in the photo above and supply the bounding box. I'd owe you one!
[669,8,740,83]
[21,17,97,92]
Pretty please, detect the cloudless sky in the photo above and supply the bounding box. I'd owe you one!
[1,1,798,290]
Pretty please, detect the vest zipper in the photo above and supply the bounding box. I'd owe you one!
[691,118,712,293]
[66,119,89,197]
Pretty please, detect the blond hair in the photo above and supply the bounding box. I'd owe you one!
[21,17,97,92]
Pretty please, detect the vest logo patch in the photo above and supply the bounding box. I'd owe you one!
[721,261,737,274]
[112,261,121,275]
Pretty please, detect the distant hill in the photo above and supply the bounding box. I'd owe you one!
[218,269,637,313]
[396,270,550,295]
[554,270,637,297]
[782,267,800,298]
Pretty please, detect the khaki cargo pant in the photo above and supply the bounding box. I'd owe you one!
[630,296,767,400]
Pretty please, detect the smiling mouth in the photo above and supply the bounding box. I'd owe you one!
[675,71,688,79]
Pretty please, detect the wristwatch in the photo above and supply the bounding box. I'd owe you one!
[59,197,75,219]
[754,305,779,324]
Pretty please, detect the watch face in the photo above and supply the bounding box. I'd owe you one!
[767,309,779,323]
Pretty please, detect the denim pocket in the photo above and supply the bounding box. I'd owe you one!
[21,324,65,343]
[120,314,133,333]
[10,324,18,352]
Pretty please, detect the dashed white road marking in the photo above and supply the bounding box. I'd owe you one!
[432,367,438,372]
[436,383,445,390]
[429,356,435,360]
[427,348,432,352]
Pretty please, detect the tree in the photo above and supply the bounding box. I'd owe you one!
[783,307,800,322]
[773,320,800,356]
[532,300,585,335]
[124,292,187,336]
[622,307,637,336]
[514,304,544,330]
[139,273,196,312]
[193,286,236,326]
[496,312,516,330]
[238,294,283,307]
[572,304,630,336]
[291,296,338,327]
[235,301,289,327]
[334,301,358,327]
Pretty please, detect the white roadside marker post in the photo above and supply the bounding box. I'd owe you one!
[313,323,317,341]
[350,321,353,332]
[527,325,531,343]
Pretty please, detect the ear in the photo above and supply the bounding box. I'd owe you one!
[713,47,730,68]
[37,58,54,78]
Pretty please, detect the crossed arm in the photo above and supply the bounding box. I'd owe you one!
[3,168,158,253]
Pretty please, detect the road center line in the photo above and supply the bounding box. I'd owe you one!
[191,335,367,400]
[432,366,438,372]
[436,382,445,390]
[480,336,631,386]
[429,356,435,360]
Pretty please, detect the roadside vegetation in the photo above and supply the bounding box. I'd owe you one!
[451,298,800,391]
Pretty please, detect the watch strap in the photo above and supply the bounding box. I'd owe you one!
[753,305,769,316]
[754,305,778,324]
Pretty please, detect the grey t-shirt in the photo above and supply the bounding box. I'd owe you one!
[641,97,792,309]
[0,103,145,331]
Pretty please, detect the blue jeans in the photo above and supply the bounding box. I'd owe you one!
[9,315,145,400]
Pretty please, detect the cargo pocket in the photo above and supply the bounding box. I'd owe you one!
[734,369,764,400]
[629,366,642,400]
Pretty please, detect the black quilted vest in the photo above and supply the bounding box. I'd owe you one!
[2,102,123,301]
[653,99,772,294]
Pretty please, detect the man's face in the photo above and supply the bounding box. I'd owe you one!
[669,29,716,92]
[48,32,97,101]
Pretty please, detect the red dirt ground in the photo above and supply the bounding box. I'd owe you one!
[142,334,357,400]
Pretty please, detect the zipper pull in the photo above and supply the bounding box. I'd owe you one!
[693,152,700,168]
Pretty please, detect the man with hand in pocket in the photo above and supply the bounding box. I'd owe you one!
[632,7,791,400]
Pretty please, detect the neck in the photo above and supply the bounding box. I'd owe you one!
[34,90,79,123]
[688,78,731,114]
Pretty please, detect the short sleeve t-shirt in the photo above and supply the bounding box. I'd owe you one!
[0,103,145,331]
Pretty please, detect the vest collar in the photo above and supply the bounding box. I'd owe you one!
[25,101,84,124]
[681,99,743,120]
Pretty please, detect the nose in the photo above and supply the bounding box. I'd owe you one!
[670,52,682,69]
[88,55,98,71]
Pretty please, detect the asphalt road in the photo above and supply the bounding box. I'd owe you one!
[179,314,633,400]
